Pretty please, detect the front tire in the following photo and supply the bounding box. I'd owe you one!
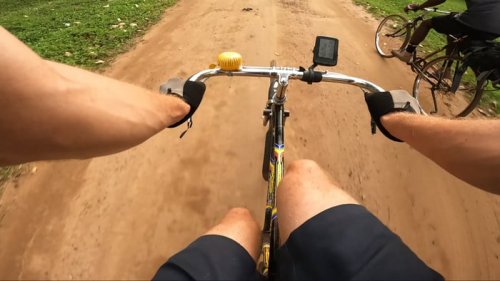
[375,14,410,58]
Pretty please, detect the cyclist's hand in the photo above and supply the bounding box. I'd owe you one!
[404,3,420,13]
[365,90,424,142]
[160,78,206,128]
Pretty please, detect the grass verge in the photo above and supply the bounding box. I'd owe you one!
[0,0,177,69]
[0,165,27,198]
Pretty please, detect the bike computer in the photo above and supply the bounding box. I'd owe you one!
[313,36,338,67]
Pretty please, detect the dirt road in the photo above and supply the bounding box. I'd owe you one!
[1,0,499,279]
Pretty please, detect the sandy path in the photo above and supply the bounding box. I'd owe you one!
[0,0,499,279]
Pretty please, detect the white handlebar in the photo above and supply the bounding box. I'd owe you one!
[187,66,385,94]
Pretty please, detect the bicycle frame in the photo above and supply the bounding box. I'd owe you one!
[413,34,471,97]
[405,9,456,67]
[259,75,286,279]
[410,34,467,73]
[261,102,283,278]
[187,65,384,279]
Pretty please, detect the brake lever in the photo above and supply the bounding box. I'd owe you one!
[179,118,193,139]
[371,118,377,135]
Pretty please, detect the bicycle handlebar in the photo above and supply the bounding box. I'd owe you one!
[422,7,452,15]
[187,66,385,94]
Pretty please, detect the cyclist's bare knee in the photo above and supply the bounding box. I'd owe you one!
[225,207,254,220]
[286,159,320,174]
[207,208,259,233]
[285,159,332,183]
[282,159,339,191]
[204,208,260,261]
[278,160,358,244]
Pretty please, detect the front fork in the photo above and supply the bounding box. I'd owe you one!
[260,103,288,279]
[260,73,291,279]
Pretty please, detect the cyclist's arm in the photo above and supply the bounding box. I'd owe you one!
[0,26,189,165]
[413,0,446,10]
[381,112,500,194]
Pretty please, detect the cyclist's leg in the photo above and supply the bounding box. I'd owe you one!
[404,15,459,54]
[152,208,260,280]
[276,159,443,280]
[395,14,464,62]
[277,159,358,242]
[204,208,261,261]
[445,35,455,55]
[393,18,433,61]
[408,19,433,49]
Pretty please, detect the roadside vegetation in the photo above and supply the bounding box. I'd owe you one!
[354,0,499,114]
[0,0,177,192]
[0,0,177,69]
[0,166,26,197]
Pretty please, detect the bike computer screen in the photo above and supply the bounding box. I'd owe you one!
[313,36,338,66]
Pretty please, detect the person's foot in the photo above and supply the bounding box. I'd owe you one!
[391,49,412,63]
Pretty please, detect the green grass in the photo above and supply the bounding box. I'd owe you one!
[0,166,24,184]
[480,77,500,114]
[354,0,466,17]
[0,165,26,198]
[0,0,177,69]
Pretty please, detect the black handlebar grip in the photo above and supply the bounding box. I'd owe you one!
[301,70,323,84]
[168,81,206,128]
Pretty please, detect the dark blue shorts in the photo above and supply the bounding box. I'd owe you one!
[153,204,443,280]
[432,14,498,40]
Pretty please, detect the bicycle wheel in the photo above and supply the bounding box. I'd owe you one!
[473,69,500,116]
[262,61,277,181]
[413,56,483,118]
[375,14,410,58]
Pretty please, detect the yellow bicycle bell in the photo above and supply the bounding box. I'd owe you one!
[217,52,242,71]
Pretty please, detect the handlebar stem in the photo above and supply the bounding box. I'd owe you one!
[276,72,290,102]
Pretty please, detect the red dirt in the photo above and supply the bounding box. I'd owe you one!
[0,0,499,279]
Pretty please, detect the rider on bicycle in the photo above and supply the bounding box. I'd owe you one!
[392,0,500,63]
